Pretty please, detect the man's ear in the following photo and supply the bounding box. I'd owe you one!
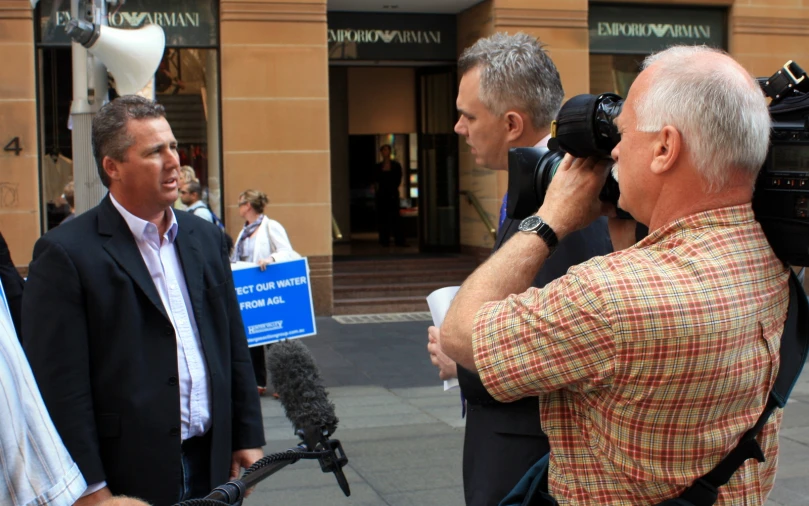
[102,156,121,183]
[649,125,681,175]
[504,110,525,142]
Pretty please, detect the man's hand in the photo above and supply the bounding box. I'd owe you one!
[231,448,264,498]
[538,155,612,239]
[427,326,458,380]
[74,487,113,506]
[97,497,151,506]
[230,448,264,480]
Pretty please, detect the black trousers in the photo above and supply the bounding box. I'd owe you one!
[375,195,404,245]
[463,401,550,506]
[250,345,267,388]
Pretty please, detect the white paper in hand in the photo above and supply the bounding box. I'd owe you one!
[426,286,461,391]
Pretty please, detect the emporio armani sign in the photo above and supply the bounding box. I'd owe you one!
[328,28,442,45]
[596,22,712,39]
[52,10,201,28]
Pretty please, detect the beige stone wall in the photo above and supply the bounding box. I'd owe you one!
[220,0,333,314]
[0,1,38,266]
[731,0,809,77]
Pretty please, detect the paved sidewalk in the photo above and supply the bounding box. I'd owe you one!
[247,317,809,506]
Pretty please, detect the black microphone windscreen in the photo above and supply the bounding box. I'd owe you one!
[267,340,338,436]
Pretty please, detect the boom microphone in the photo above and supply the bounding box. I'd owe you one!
[173,341,349,505]
[267,339,339,436]
[267,340,350,496]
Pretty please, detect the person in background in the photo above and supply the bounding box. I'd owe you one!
[0,232,24,339]
[231,188,300,396]
[180,180,234,254]
[374,144,407,247]
[174,165,198,210]
[180,180,214,223]
[60,181,76,225]
[231,189,300,268]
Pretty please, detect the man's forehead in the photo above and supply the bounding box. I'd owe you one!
[457,73,482,110]
[128,117,173,137]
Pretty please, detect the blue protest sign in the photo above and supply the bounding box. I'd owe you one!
[231,258,317,346]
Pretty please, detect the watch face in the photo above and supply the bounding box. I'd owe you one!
[519,215,542,232]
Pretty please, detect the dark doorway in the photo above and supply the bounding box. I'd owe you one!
[417,66,460,253]
[348,135,378,234]
[330,64,459,257]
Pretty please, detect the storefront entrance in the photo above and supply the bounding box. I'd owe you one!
[327,12,460,257]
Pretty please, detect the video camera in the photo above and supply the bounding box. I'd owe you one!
[507,61,809,266]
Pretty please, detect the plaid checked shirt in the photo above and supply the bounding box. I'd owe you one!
[473,205,790,505]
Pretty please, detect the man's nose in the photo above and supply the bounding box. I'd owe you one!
[165,150,180,167]
[454,118,466,136]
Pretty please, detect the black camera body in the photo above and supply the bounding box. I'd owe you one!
[752,94,809,265]
[508,74,809,266]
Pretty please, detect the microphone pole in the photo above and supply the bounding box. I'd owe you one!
[189,428,348,506]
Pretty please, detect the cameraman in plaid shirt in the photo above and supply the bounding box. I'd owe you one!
[439,46,790,505]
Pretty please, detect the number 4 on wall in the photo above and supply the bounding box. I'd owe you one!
[3,137,22,156]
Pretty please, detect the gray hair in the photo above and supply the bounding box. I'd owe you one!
[92,95,166,187]
[458,32,564,130]
[636,46,771,190]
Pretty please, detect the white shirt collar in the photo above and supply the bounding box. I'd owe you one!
[110,194,178,244]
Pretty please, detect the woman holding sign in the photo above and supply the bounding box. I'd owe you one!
[231,189,300,396]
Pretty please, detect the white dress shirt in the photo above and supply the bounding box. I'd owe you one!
[0,280,88,506]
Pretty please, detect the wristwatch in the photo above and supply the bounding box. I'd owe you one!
[518,215,559,254]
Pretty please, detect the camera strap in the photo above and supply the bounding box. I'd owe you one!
[761,61,809,102]
[657,270,809,506]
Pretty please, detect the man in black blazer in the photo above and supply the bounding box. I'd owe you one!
[0,231,24,339]
[23,96,265,506]
[427,33,614,505]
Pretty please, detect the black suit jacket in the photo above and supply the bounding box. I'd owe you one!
[458,216,613,506]
[0,232,24,339]
[22,196,265,506]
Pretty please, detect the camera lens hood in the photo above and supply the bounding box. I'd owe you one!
[552,93,623,158]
